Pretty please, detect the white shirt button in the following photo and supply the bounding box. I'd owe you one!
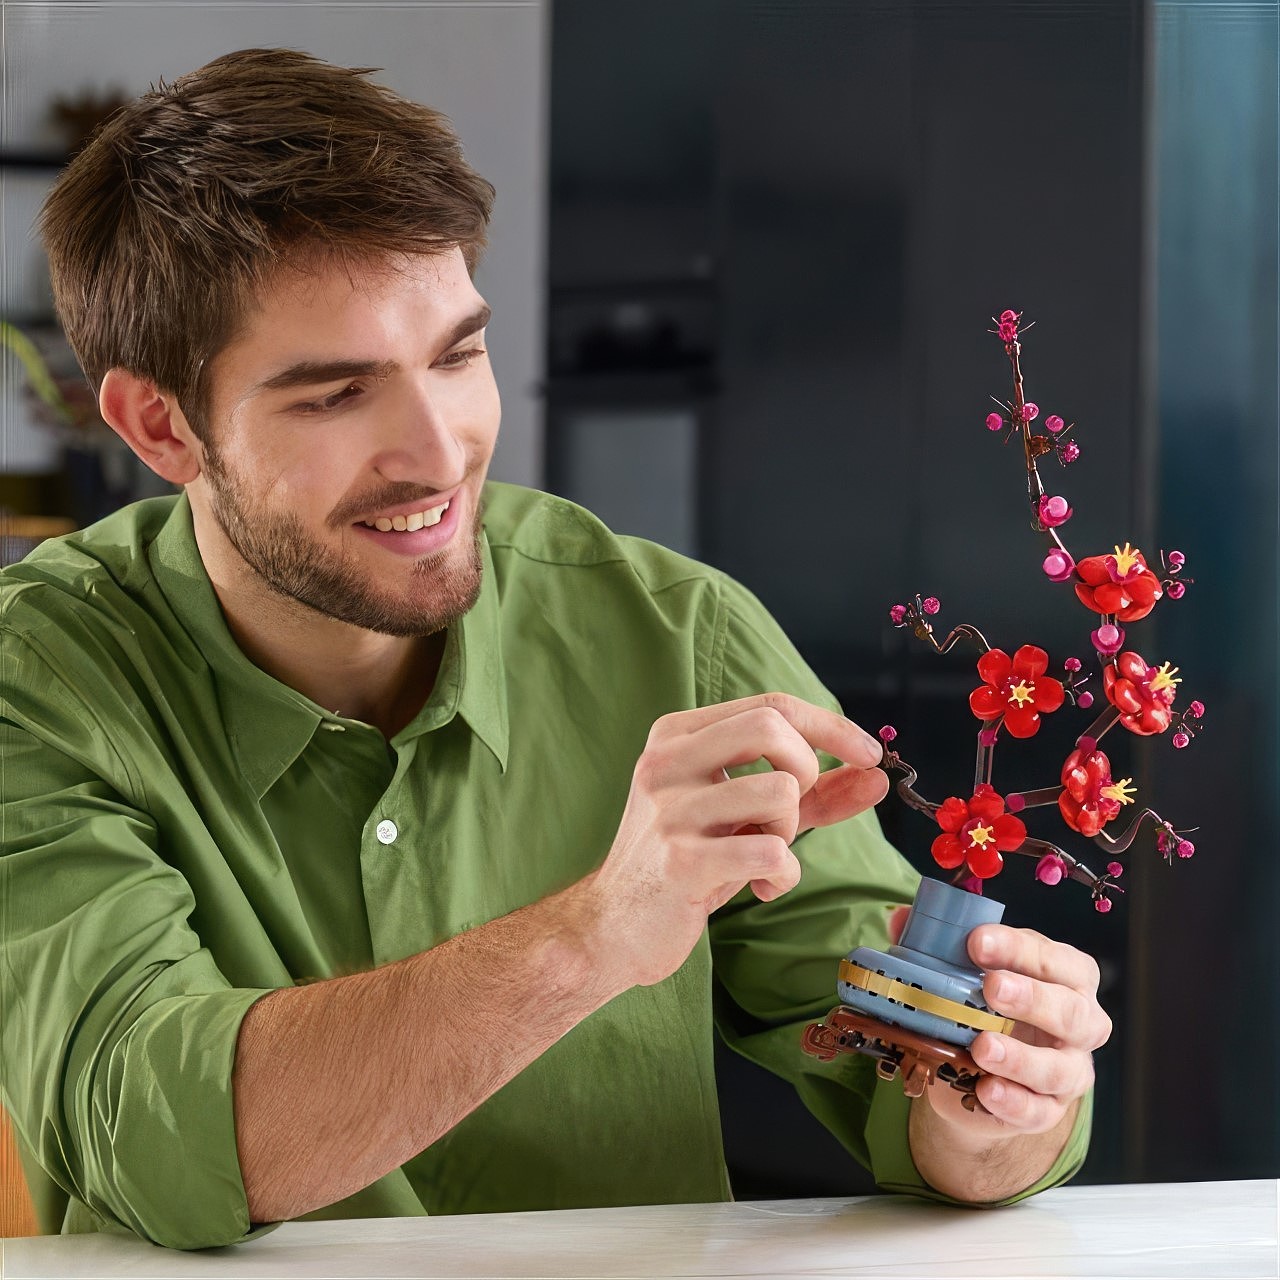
[375,819,399,845]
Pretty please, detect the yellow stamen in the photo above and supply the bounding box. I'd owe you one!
[1147,662,1182,694]
[1100,778,1137,805]
[1007,680,1036,708]
[967,823,995,849]
[1111,542,1142,576]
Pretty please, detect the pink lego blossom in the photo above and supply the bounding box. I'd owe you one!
[1043,549,1075,582]
[1091,623,1125,656]
[1077,691,1094,709]
[986,412,1004,431]
[889,604,907,625]
[1172,731,1190,749]
[1060,440,1081,464]
[1045,414,1065,433]
[1188,700,1205,718]
[1038,494,1074,527]
[1064,657,1083,672]
[1035,853,1066,886]
[1166,581,1186,600]
[879,725,898,743]
[922,597,940,615]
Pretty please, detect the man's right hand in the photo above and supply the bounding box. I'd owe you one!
[234,692,888,1223]
[581,693,890,989]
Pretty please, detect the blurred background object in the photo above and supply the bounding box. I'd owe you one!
[1,0,1275,1210]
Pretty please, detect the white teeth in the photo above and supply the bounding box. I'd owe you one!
[362,500,449,532]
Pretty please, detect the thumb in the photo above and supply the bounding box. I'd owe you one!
[797,762,889,832]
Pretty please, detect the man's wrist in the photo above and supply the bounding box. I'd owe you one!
[907,1084,1079,1203]
[543,874,633,1010]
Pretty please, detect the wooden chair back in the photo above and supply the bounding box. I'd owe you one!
[1,1105,39,1237]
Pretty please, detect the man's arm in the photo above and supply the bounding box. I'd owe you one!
[232,692,889,1223]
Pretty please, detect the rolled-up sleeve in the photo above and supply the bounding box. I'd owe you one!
[1,719,277,1248]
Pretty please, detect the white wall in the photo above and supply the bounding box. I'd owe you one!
[1,0,547,486]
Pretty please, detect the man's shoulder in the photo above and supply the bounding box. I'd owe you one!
[0,496,181,652]
[2,497,177,599]
[481,482,725,600]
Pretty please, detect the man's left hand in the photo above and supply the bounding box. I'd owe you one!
[894,910,1112,1200]
[948,922,1112,1134]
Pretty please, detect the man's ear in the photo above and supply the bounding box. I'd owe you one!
[98,368,204,486]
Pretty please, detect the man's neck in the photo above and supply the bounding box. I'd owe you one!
[202,553,444,740]
[223,604,445,739]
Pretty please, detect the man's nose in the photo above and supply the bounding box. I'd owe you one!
[369,379,468,485]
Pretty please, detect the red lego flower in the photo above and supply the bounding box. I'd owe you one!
[931,784,1027,879]
[1103,650,1181,735]
[968,645,1066,738]
[1073,543,1163,622]
[1058,743,1137,837]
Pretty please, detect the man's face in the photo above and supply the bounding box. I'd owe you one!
[193,248,500,637]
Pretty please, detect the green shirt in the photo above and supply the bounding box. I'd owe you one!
[0,482,1088,1249]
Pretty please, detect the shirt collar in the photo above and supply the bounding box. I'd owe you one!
[392,530,509,772]
[148,493,509,798]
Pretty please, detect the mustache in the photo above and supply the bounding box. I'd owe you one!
[331,483,461,528]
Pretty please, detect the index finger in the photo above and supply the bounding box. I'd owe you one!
[969,925,1101,995]
[672,692,884,769]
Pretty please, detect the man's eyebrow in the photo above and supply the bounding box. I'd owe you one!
[251,359,399,396]
[441,303,492,351]
[250,305,492,396]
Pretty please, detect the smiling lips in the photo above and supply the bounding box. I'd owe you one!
[359,501,450,533]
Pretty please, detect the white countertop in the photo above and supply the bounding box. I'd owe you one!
[2,1178,1275,1279]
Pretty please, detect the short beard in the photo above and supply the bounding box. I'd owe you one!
[202,445,484,638]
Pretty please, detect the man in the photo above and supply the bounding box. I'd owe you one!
[0,49,1107,1249]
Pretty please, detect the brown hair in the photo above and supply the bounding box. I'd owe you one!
[39,48,495,439]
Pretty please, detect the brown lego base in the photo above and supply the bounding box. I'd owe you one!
[802,1005,987,1111]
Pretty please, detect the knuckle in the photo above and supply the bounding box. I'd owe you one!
[766,768,801,805]
[761,833,790,865]
[1077,1054,1097,1096]
[647,711,679,743]
[759,690,796,716]
[1059,991,1090,1044]
[632,748,666,791]
[1094,1009,1114,1051]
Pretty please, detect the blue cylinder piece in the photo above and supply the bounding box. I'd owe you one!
[836,877,1005,1048]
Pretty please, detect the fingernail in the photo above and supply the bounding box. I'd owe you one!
[860,729,883,756]
[987,1079,1005,1105]
[971,929,995,963]
[983,1035,1006,1064]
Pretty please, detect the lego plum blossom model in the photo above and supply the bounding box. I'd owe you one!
[803,310,1202,1107]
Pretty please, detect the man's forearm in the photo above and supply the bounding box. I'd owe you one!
[907,1089,1078,1203]
[232,878,620,1223]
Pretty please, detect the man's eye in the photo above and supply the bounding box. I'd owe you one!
[293,384,362,414]
[438,347,486,370]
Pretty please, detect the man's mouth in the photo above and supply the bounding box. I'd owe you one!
[358,500,450,533]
